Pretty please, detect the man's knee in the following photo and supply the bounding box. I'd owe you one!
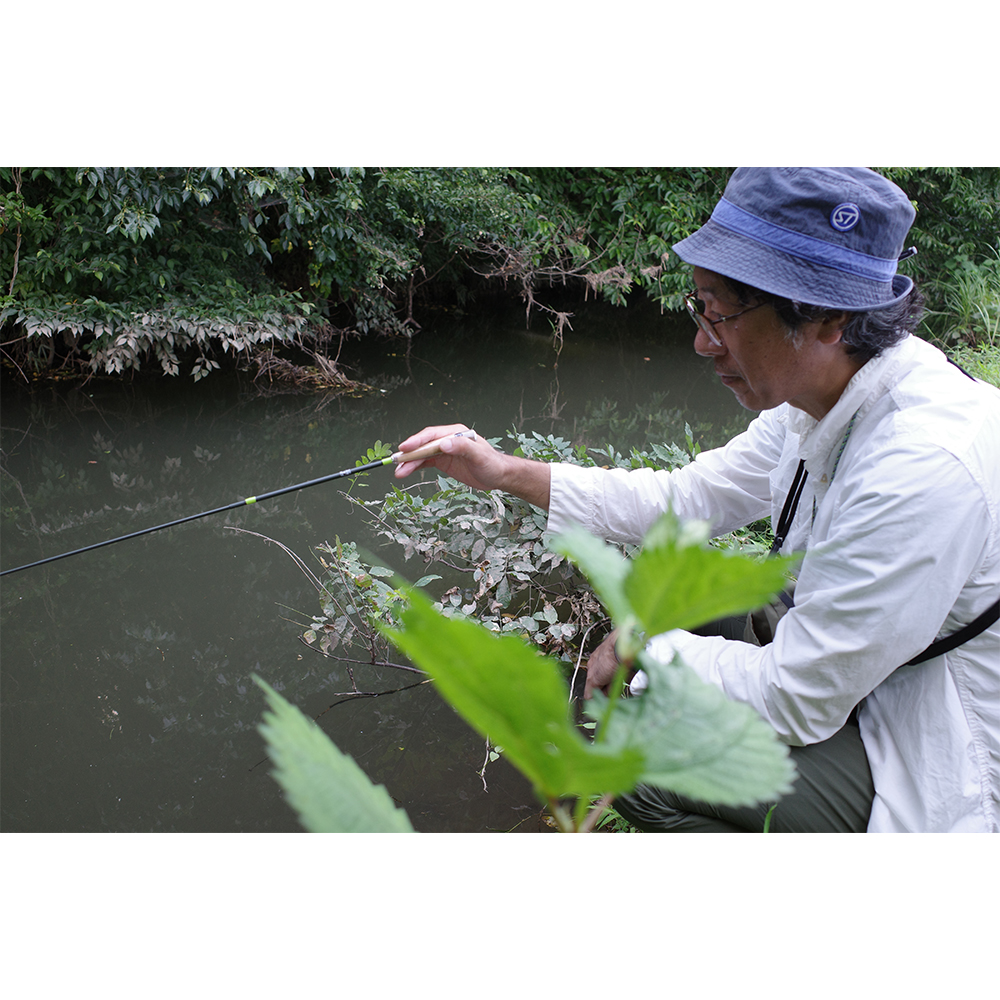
[614,784,752,833]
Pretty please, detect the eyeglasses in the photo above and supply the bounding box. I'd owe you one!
[684,291,766,347]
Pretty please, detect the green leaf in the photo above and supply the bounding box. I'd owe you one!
[625,511,795,634]
[548,524,631,623]
[385,590,643,800]
[592,651,796,807]
[254,676,414,832]
[552,511,795,807]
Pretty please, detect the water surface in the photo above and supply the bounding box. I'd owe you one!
[1,300,748,832]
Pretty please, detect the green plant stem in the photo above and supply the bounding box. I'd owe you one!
[592,658,632,748]
[579,793,616,833]
[763,804,777,833]
[547,799,576,833]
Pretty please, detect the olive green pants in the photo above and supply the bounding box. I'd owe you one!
[612,617,875,833]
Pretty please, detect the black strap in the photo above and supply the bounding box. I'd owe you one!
[770,458,808,555]
[905,599,1000,665]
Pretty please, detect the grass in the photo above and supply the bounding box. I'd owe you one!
[948,342,1000,388]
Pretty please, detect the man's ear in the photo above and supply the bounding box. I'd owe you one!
[816,311,852,345]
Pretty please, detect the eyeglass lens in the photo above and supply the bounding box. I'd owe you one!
[686,294,723,346]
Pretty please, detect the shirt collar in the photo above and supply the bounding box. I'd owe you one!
[784,335,914,476]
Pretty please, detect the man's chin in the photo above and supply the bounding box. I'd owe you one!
[720,376,756,410]
[727,384,772,413]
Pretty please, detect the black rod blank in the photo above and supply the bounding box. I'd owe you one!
[0,429,477,578]
[0,456,391,578]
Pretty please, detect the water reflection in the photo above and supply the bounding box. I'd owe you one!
[1,300,748,832]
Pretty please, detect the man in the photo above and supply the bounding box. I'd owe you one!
[394,168,1000,833]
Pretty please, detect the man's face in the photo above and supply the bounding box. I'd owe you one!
[690,267,850,419]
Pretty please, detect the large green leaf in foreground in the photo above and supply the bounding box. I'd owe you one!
[552,514,795,638]
[589,652,795,806]
[555,512,796,806]
[255,676,414,832]
[385,590,644,802]
[547,525,633,625]
[624,514,795,635]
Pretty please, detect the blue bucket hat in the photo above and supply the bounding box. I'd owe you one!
[672,168,916,310]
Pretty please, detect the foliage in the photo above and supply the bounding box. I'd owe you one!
[5,167,995,378]
[303,535,441,665]
[387,588,647,804]
[305,431,696,674]
[551,514,791,637]
[258,509,796,833]
[927,247,1000,348]
[302,430,773,686]
[949,342,1000,388]
[880,168,1000,346]
[592,802,641,832]
[517,167,731,310]
[0,167,538,378]
[307,482,594,671]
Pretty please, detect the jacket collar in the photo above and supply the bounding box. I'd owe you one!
[780,335,917,480]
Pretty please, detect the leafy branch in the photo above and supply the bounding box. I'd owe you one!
[255,509,797,833]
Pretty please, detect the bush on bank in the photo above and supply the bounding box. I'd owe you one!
[1,167,997,380]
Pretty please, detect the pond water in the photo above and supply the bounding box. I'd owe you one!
[0,298,749,832]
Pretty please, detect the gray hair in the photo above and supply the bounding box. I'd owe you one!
[721,276,925,364]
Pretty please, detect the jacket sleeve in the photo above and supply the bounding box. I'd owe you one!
[665,439,993,745]
[546,409,788,543]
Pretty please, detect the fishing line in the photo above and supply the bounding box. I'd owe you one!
[1,429,477,577]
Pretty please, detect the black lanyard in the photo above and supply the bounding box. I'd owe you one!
[770,458,808,556]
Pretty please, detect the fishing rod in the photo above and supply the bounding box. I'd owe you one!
[0,429,477,578]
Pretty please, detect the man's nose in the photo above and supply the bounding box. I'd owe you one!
[693,326,726,357]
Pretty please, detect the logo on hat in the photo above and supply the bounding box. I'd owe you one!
[830,203,861,232]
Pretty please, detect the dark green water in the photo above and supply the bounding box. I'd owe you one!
[0,299,748,832]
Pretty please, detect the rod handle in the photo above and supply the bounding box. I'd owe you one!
[391,429,477,463]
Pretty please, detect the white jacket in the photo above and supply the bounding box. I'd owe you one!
[547,335,1000,832]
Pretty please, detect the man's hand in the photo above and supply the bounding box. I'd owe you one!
[584,629,628,699]
[393,423,551,510]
